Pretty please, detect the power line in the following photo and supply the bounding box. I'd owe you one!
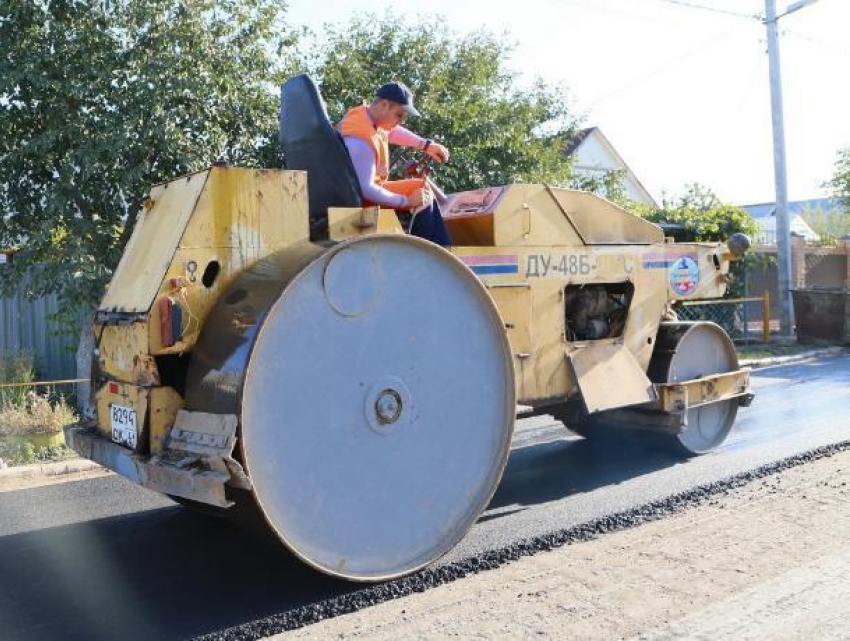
[587,22,754,106]
[783,26,850,59]
[648,0,761,20]
[552,0,675,24]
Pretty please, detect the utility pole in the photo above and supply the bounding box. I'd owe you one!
[763,0,819,336]
[764,0,793,335]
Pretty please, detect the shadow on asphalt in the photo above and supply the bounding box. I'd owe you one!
[488,433,686,513]
[0,432,688,641]
[0,506,354,641]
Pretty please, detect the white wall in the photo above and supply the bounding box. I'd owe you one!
[572,132,656,206]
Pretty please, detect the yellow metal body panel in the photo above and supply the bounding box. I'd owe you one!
[101,171,208,312]
[97,322,158,386]
[328,207,404,240]
[149,386,185,455]
[179,167,308,250]
[493,185,582,247]
[445,183,732,406]
[149,168,309,355]
[95,167,309,358]
[548,189,664,245]
[95,382,183,455]
[92,166,312,457]
[451,244,676,404]
[443,184,663,249]
[487,285,533,356]
[568,343,655,413]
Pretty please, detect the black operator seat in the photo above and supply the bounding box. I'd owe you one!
[279,74,363,239]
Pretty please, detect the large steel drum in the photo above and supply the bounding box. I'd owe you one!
[186,234,516,580]
[648,321,740,454]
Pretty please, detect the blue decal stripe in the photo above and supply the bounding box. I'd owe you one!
[470,265,519,275]
[643,260,672,268]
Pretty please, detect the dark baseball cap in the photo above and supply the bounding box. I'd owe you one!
[375,81,420,117]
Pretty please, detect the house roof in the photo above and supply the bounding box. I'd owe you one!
[564,127,597,156]
[564,127,658,207]
[741,197,844,219]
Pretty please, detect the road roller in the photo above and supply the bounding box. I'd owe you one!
[66,75,754,581]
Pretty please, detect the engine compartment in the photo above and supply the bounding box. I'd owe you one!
[564,282,634,341]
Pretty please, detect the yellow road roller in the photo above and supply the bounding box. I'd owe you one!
[66,75,753,581]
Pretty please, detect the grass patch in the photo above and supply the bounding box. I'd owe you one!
[0,351,79,468]
[0,397,78,467]
[0,441,75,468]
[0,393,77,438]
[0,352,35,407]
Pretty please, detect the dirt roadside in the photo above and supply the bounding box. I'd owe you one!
[0,460,110,493]
[279,449,850,640]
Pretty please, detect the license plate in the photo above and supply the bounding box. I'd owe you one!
[110,404,138,449]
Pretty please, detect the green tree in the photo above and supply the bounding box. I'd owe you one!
[801,205,850,243]
[307,18,579,195]
[568,169,629,205]
[826,146,850,210]
[0,0,296,315]
[632,183,759,243]
[817,147,850,241]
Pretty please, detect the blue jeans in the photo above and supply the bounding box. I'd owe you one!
[409,201,451,246]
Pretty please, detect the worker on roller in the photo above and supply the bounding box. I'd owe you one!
[336,81,451,245]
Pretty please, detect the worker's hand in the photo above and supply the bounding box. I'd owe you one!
[406,187,433,210]
[424,141,450,164]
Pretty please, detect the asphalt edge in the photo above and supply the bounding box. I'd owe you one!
[739,345,847,369]
[195,439,850,641]
[0,457,103,484]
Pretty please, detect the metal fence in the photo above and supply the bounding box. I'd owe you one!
[0,289,88,380]
[675,292,771,343]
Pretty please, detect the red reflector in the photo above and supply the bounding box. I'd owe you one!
[159,296,174,347]
[109,382,119,394]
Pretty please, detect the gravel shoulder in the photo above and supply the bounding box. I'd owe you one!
[278,449,850,640]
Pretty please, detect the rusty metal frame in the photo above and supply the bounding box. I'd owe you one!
[656,368,753,415]
[65,412,248,508]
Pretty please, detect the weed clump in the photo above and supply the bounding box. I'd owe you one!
[0,352,78,467]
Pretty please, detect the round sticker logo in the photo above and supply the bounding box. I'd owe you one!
[670,255,700,296]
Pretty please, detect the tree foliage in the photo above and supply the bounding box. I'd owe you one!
[568,169,629,205]
[826,146,850,210]
[0,0,295,312]
[307,18,579,195]
[632,183,759,243]
[801,206,850,243]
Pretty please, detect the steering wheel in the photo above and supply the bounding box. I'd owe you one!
[389,151,435,180]
[388,151,448,211]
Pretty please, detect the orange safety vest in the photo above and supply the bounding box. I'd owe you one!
[336,105,423,207]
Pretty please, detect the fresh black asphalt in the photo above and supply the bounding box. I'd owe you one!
[1,355,848,641]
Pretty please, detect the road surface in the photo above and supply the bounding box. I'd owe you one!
[0,354,848,640]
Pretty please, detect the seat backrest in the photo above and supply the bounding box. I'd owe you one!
[279,75,362,239]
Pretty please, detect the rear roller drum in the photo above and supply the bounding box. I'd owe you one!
[187,235,516,581]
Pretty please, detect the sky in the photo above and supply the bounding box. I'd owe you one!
[287,0,850,206]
